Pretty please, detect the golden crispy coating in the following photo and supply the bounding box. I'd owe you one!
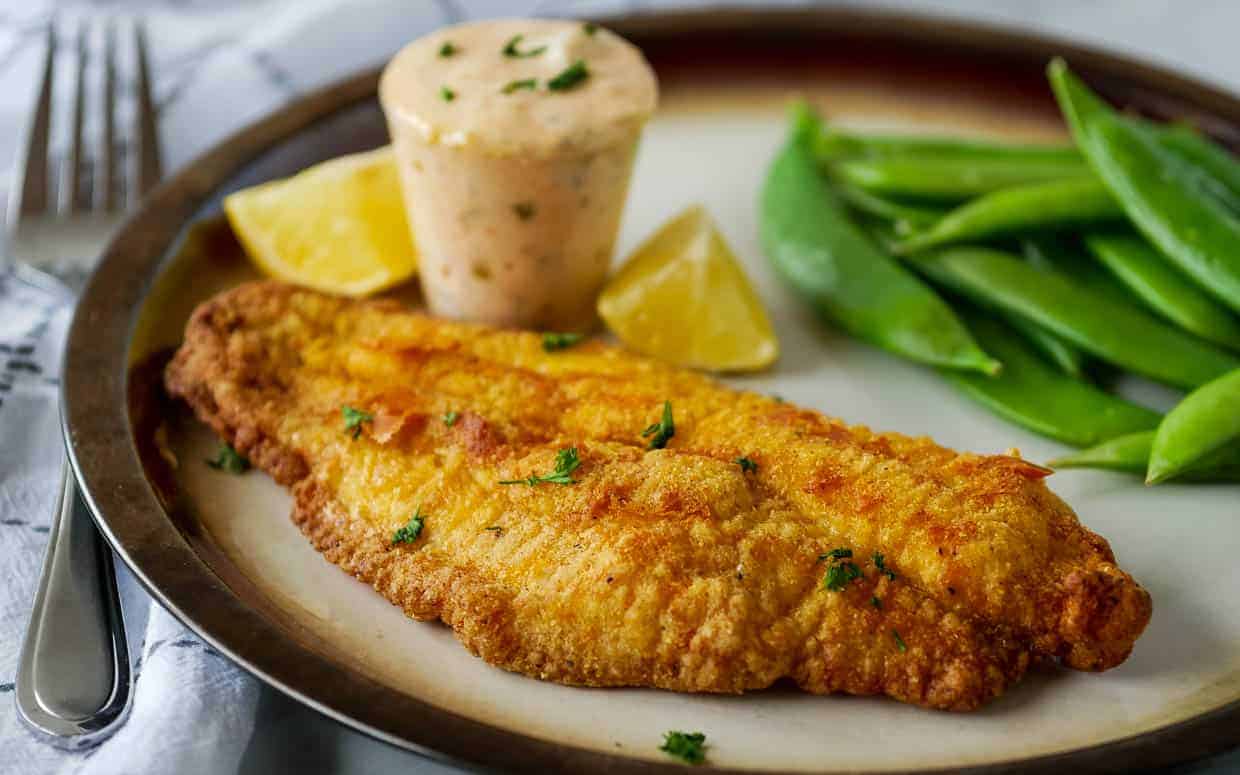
[165,283,1148,709]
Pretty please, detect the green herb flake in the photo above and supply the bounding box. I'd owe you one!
[342,405,373,439]
[513,201,537,220]
[735,457,758,473]
[502,34,546,58]
[499,446,582,486]
[893,629,907,652]
[873,551,897,580]
[502,78,537,94]
[438,41,458,57]
[206,443,250,474]
[642,401,675,450]
[823,561,862,592]
[440,86,456,102]
[659,731,706,765]
[871,596,882,610]
[817,547,853,563]
[542,331,584,351]
[392,507,426,545]
[583,22,598,36]
[547,59,590,92]
[442,411,459,427]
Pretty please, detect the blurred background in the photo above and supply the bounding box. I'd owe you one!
[3,0,1240,207]
[2,1,1239,773]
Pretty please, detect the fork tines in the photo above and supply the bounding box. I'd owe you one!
[8,15,163,227]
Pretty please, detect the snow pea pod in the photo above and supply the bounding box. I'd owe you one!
[831,156,1094,202]
[1051,429,1240,482]
[940,310,1159,446]
[894,178,1123,254]
[1049,431,1156,474]
[813,126,1081,163]
[1148,124,1240,213]
[1148,367,1240,484]
[1020,236,1133,306]
[833,184,948,235]
[761,104,1000,375]
[1004,314,1088,379]
[867,229,1087,378]
[1049,59,1240,314]
[908,246,1240,389]
[1084,232,1240,351]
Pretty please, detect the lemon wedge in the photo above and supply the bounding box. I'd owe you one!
[223,146,416,296]
[599,205,778,371]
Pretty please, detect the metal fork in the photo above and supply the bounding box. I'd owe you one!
[12,17,162,748]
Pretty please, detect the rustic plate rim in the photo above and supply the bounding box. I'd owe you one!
[62,6,1240,773]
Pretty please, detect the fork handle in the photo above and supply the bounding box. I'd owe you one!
[16,463,132,748]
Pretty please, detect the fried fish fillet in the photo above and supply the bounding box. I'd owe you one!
[165,282,1151,710]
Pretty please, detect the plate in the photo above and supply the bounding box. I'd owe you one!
[63,8,1240,773]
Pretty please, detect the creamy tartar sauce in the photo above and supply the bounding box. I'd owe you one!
[380,19,659,329]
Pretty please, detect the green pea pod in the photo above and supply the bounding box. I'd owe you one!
[894,178,1123,254]
[1049,59,1240,314]
[1084,232,1240,351]
[831,156,1094,202]
[832,184,948,234]
[1051,429,1240,482]
[1020,236,1133,306]
[908,246,1240,389]
[761,104,1000,375]
[1149,124,1240,213]
[870,232,1088,378]
[864,205,1086,377]
[813,126,1081,163]
[1148,367,1240,484]
[1003,314,1088,378]
[1015,238,1104,378]
[1049,431,1156,474]
[940,310,1159,446]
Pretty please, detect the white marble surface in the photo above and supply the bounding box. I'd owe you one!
[1,1,1239,773]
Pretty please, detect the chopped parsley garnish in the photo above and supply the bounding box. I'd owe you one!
[502,78,537,94]
[583,22,598,36]
[873,551,896,580]
[817,547,853,563]
[206,443,250,474]
[871,596,882,610]
[342,406,373,439]
[547,59,590,91]
[439,41,458,57]
[820,546,862,591]
[642,401,675,450]
[499,446,581,486]
[440,86,456,102]
[513,201,537,220]
[542,331,584,351]
[659,731,706,765]
[442,411,459,427]
[823,561,862,591]
[502,34,546,58]
[736,457,758,473]
[392,507,425,545]
[892,630,907,653]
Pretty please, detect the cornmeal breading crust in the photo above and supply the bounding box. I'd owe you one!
[165,282,1151,711]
